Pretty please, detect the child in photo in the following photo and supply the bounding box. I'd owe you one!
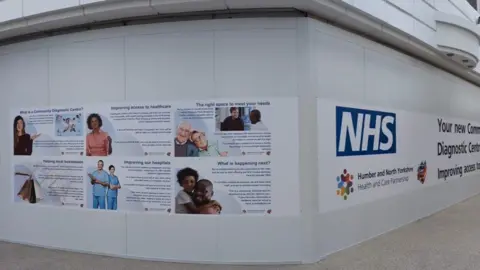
[190,130,228,157]
[193,179,222,214]
[175,168,223,214]
[70,117,76,132]
[175,167,200,214]
[63,118,76,133]
[62,118,69,132]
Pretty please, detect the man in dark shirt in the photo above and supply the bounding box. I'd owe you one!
[220,107,245,131]
[174,121,199,157]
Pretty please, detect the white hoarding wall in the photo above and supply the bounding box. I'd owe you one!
[318,98,480,213]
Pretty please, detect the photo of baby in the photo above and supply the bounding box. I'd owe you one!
[55,113,84,137]
[175,167,222,215]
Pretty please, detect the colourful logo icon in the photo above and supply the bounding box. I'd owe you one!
[336,169,354,200]
[417,161,427,184]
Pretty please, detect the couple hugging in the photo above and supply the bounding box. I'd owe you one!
[175,167,222,214]
[174,121,228,157]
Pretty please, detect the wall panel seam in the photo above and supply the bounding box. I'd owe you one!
[47,47,51,106]
[383,0,436,31]
[448,0,475,22]
[124,213,128,256]
[123,36,127,101]
[421,0,436,10]
[212,30,217,97]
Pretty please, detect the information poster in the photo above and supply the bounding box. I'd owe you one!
[318,98,480,213]
[83,103,172,156]
[12,157,85,207]
[11,97,300,216]
[12,106,85,156]
[84,157,173,212]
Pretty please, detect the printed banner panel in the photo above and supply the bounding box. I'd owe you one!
[318,98,480,213]
[11,97,300,216]
[12,107,85,156]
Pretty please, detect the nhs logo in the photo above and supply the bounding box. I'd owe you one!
[336,106,396,157]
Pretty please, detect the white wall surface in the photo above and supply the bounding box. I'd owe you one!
[0,0,475,26]
[0,0,479,80]
[309,17,480,259]
[1,16,480,264]
[0,0,22,22]
[344,0,479,47]
[0,17,303,264]
[0,0,476,44]
[22,0,80,17]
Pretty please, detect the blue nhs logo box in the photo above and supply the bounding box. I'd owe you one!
[336,106,396,157]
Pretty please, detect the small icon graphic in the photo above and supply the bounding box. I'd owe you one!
[336,169,354,200]
[267,209,272,214]
[417,161,427,184]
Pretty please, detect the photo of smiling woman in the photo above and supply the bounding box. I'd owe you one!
[13,115,41,156]
[86,113,112,157]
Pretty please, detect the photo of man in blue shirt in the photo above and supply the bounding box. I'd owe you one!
[88,160,109,209]
[107,165,121,210]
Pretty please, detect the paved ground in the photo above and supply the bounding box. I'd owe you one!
[2,194,480,270]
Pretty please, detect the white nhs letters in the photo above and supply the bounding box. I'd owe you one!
[337,110,395,155]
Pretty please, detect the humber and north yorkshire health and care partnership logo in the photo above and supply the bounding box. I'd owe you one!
[417,161,427,184]
[336,169,354,200]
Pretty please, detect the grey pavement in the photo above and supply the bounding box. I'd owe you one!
[2,194,480,270]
